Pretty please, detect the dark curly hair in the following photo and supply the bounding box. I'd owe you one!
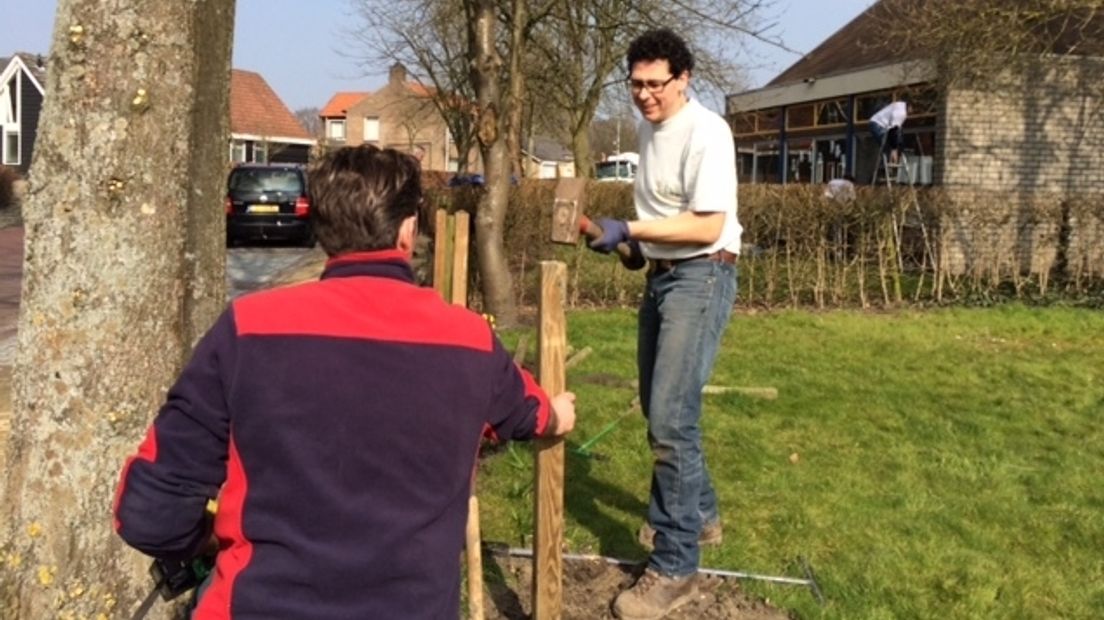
[626,28,694,78]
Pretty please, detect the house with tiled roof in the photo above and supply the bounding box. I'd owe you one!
[230,69,315,164]
[319,91,372,143]
[1,53,47,175]
[320,64,478,173]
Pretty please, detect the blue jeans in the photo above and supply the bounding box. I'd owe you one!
[638,258,738,577]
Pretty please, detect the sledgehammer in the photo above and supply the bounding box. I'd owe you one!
[550,178,645,270]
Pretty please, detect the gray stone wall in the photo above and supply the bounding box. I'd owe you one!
[936,57,1104,277]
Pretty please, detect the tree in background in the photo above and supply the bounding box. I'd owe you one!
[294,106,323,138]
[875,0,1103,89]
[348,0,480,174]
[529,0,780,177]
[0,0,233,616]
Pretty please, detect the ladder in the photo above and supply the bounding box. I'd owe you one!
[874,152,913,188]
[871,128,914,188]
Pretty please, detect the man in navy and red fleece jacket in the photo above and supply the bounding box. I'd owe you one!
[114,144,576,619]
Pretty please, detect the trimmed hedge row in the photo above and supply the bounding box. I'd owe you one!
[425,180,1104,309]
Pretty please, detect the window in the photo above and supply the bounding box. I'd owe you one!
[816,99,849,126]
[229,141,247,163]
[327,119,346,141]
[363,117,380,142]
[855,92,893,122]
[3,130,19,165]
[253,142,268,163]
[786,104,815,130]
[0,83,14,125]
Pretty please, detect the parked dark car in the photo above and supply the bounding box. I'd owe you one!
[225,164,313,246]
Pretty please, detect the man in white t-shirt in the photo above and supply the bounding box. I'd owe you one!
[587,28,741,620]
[870,100,908,164]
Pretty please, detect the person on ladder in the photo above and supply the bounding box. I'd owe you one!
[870,100,909,165]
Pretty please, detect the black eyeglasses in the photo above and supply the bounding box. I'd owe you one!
[627,75,676,94]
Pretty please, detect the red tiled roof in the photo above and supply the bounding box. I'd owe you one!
[230,69,312,141]
[320,92,371,118]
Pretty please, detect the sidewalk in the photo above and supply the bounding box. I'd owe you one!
[0,226,19,444]
[0,226,22,366]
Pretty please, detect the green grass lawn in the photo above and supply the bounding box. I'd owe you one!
[477,305,1104,619]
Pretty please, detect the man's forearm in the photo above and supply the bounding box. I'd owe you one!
[627,212,725,245]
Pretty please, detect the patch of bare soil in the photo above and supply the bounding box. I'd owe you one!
[481,552,791,620]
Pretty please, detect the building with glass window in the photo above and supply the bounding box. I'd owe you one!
[726,0,1104,277]
[726,1,1102,196]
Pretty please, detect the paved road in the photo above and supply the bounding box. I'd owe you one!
[0,228,315,366]
[0,227,21,367]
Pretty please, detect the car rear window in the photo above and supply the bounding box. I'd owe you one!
[229,168,304,194]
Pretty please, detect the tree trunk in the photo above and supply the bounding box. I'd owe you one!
[571,120,593,179]
[469,0,519,326]
[0,0,233,617]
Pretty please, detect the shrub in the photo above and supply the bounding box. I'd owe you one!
[0,165,16,211]
[427,180,1104,310]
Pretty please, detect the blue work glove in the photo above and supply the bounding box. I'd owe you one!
[587,218,631,254]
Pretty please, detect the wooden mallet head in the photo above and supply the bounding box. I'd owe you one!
[550,178,587,245]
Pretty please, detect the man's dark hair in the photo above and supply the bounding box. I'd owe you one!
[308,144,425,256]
[626,28,695,78]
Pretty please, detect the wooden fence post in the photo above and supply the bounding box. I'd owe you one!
[533,261,566,619]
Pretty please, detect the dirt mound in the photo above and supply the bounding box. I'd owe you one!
[482,551,791,620]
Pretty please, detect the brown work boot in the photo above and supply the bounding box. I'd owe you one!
[637,520,723,551]
[612,569,699,620]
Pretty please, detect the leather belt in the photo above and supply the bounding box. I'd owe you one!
[648,249,738,275]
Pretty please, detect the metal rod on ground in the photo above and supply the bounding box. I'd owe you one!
[493,547,823,603]
[572,397,639,457]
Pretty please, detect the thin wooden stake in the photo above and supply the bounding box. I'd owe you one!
[450,211,470,306]
[533,261,566,619]
[465,495,485,620]
[433,209,450,299]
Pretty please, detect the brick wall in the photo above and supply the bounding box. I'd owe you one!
[936,57,1104,276]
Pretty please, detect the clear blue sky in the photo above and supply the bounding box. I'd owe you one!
[1,0,874,112]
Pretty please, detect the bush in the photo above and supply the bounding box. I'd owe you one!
[0,165,16,211]
[426,179,1104,310]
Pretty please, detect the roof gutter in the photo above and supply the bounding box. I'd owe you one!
[726,60,934,113]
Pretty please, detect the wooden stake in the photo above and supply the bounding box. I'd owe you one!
[533,261,566,619]
[700,385,779,399]
[450,211,470,306]
[465,495,485,620]
[433,209,450,299]
[564,346,592,370]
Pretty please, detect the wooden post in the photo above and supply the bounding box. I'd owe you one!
[450,211,470,306]
[465,494,485,620]
[433,208,483,618]
[533,261,566,619]
[433,208,450,299]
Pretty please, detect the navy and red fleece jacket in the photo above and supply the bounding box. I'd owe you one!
[113,250,551,619]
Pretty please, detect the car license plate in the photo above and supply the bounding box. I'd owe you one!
[248,204,279,214]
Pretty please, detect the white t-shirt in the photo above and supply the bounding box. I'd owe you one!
[871,101,907,129]
[634,98,742,259]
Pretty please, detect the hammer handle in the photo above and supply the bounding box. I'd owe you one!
[579,216,646,271]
